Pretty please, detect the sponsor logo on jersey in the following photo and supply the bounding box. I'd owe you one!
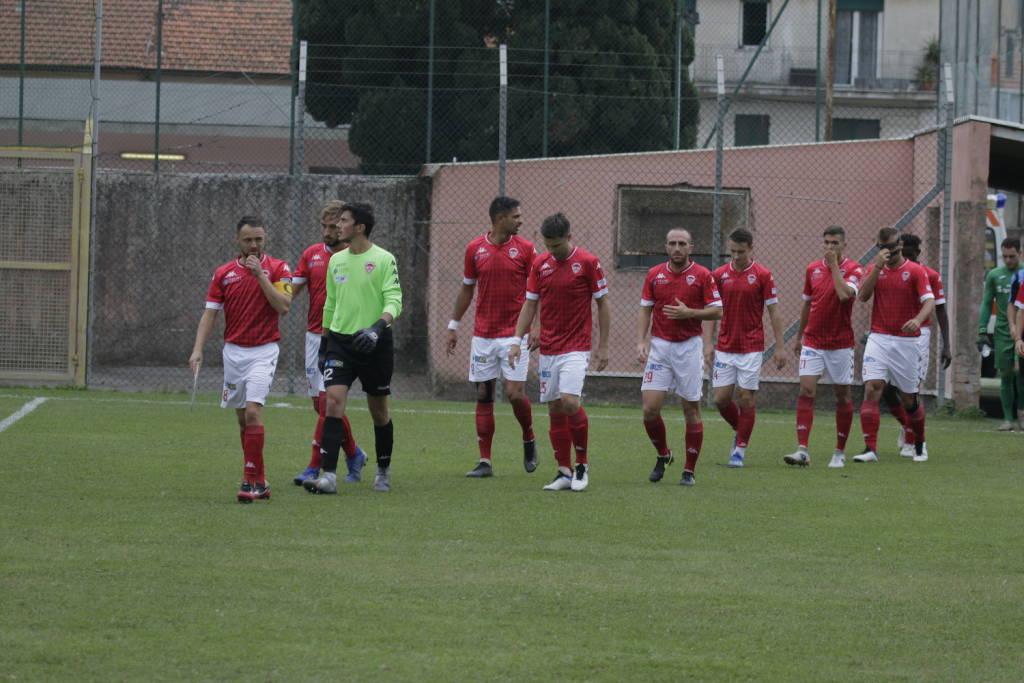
[365,262,376,274]
[571,262,582,274]
[657,272,667,279]
[686,275,696,285]
[508,247,519,258]
[334,275,347,283]
[478,246,487,253]
[313,253,322,260]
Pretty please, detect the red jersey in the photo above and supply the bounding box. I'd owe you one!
[292,242,338,334]
[641,261,721,342]
[463,234,535,338]
[712,260,778,353]
[526,246,608,354]
[801,257,864,350]
[918,263,945,328]
[865,260,934,337]
[205,254,292,347]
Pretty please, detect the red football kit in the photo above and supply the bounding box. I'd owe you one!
[526,246,608,354]
[641,261,721,342]
[205,254,292,346]
[865,260,934,337]
[801,257,864,350]
[918,264,945,328]
[463,234,536,338]
[712,261,778,353]
[292,243,338,334]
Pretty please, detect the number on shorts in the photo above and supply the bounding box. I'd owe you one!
[644,371,653,384]
[323,368,334,382]
[539,381,547,395]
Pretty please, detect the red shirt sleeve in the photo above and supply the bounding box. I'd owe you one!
[206,271,224,304]
[762,268,778,303]
[704,271,721,306]
[526,256,540,296]
[293,251,310,280]
[913,266,934,301]
[589,257,608,296]
[463,243,478,282]
[641,268,655,304]
[802,265,812,299]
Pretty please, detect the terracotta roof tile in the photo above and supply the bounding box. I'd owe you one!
[0,0,292,75]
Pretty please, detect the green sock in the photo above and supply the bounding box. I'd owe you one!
[1000,372,1015,421]
[1016,370,1024,414]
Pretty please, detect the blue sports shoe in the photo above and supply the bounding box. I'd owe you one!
[344,447,368,483]
[727,451,745,468]
[293,466,319,486]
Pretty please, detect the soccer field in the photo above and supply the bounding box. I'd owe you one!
[1,387,1022,681]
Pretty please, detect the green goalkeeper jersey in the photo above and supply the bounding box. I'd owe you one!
[323,244,403,335]
[978,264,1014,340]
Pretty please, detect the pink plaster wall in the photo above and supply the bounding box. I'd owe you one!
[428,135,947,388]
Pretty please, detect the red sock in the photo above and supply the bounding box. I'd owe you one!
[239,428,245,449]
[684,422,703,472]
[475,401,495,460]
[511,396,535,442]
[860,400,880,451]
[341,415,358,458]
[908,402,926,445]
[736,405,756,449]
[718,401,740,431]
[643,416,670,456]
[890,401,909,427]
[307,394,326,468]
[567,407,589,464]
[796,396,815,447]
[835,401,853,450]
[243,425,265,482]
[548,413,572,470]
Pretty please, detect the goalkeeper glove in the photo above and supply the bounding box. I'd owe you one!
[353,319,388,354]
[976,334,989,353]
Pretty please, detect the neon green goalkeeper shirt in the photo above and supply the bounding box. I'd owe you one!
[322,244,403,335]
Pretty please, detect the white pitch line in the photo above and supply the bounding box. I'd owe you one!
[0,397,48,433]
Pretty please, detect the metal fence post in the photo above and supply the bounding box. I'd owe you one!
[938,62,955,407]
[712,55,725,273]
[498,43,508,195]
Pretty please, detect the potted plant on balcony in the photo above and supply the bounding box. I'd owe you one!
[914,38,940,91]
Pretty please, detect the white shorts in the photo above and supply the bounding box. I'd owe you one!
[799,345,854,385]
[221,342,279,409]
[711,350,763,391]
[862,333,919,394]
[538,351,589,403]
[641,336,704,401]
[917,326,932,384]
[304,331,324,396]
[468,334,529,383]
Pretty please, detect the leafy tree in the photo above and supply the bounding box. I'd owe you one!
[299,0,697,173]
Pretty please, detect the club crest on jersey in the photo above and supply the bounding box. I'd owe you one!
[686,275,696,285]
[902,271,910,281]
[571,262,582,274]
[508,247,519,258]
[747,274,756,284]
[365,262,376,274]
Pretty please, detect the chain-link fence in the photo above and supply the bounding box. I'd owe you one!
[0,0,1009,410]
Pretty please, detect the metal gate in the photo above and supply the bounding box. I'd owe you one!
[0,141,92,385]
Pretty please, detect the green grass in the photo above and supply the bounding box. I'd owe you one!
[1,387,1022,681]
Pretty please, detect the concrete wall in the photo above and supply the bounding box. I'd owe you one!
[90,171,431,372]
